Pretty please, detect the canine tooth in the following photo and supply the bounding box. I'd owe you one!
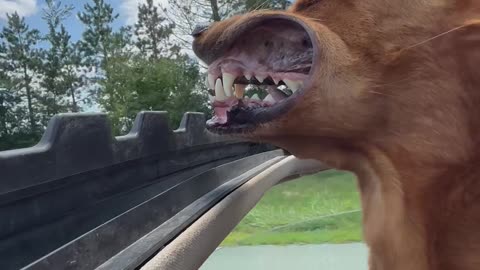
[208,74,216,89]
[273,78,280,85]
[250,94,261,101]
[263,94,275,104]
[284,79,302,92]
[215,79,227,101]
[255,75,266,83]
[245,74,252,80]
[234,84,246,99]
[222,73,235,96]
[208,94,215,103]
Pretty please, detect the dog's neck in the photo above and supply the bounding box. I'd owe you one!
[269,119,480,270]
[355,133,480,270]
[357,22,480,270]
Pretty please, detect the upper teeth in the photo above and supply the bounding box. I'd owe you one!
[207,72,303,103]
[283,79,302,92]
[222,73,235,97]
[255,75,266,83]
[215,78,228,101]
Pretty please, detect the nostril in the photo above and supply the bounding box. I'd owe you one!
[192,22,210,38]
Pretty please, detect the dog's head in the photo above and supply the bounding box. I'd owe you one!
[193,0,480,165]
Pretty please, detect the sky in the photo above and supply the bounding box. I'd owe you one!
[0,0,168,42]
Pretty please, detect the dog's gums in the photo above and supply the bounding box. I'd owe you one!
[193,1,480,270]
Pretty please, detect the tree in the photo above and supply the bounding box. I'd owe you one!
[61,42,84,112]
[102,55,208,134]
[0,12,41,133]
[135,0,175,59]
[78,0,119,69]
[78,0,129,109]
[40,0,77,116]
[167,56,210,125]
[0,47,16,140]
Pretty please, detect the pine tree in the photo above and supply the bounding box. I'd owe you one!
[0,43,14,138]
[0,12,41,132]
[62,42,83,112]
[78,0,119,69]
[78,0,125,109]
[40,0,75,115]
[135,0,174,60]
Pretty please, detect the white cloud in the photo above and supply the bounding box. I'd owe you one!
[121,0,169,25]
[0,0,38,21]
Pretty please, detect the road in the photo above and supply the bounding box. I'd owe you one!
[201,243,368,270]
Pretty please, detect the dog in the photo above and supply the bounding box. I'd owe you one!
[192,1,480,269]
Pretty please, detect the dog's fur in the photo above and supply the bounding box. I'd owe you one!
[193,1,480,269]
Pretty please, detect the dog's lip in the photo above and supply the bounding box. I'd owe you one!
[198,13,320,133]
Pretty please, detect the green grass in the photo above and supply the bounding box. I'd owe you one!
[221,170,363,246]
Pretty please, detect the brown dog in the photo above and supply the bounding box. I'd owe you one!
[193,1,480,269]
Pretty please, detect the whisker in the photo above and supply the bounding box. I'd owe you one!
[398,23,473,53]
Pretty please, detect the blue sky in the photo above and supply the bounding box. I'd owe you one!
[0,0,166,42]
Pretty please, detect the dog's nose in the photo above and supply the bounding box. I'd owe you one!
[192,22,210,38]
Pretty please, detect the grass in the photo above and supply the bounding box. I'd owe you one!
[221,170,363,246]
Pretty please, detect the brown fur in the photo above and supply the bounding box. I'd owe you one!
[193,1,480,269]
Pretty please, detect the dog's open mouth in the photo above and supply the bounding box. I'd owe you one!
[204,18,315,133]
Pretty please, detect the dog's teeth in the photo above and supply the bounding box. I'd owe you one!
[245,74,252,80]
[267,85,286,101]
[208,94,215,103]
[263,94,275,104]
[222,73,235,97]
[234,84,246,99]
[208,73,216,89]
[215,78,228,101]
[255,75,266,83]
[250,94,261,101]
[284,79,302,92]
[273,78,280,85]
